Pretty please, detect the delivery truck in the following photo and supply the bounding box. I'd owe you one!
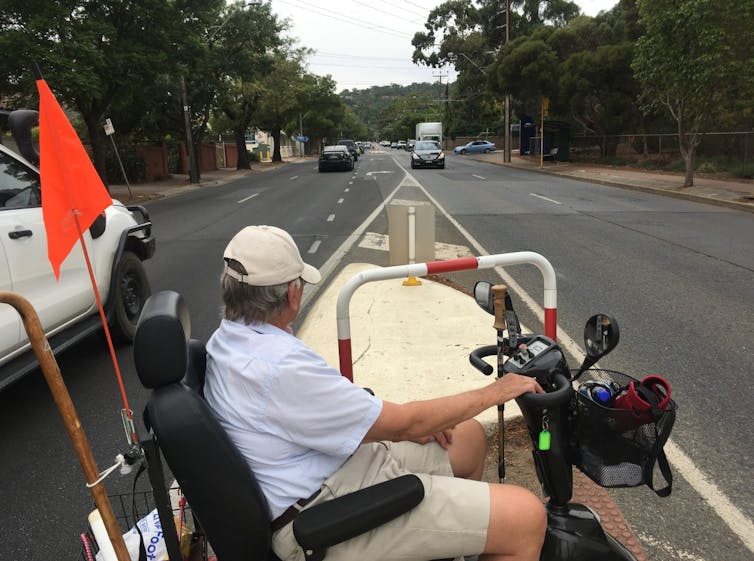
[415,122,442,143]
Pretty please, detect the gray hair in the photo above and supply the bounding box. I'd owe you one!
[221,259,301,324]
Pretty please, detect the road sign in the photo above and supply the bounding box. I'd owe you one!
[294,135,308,142]
[103,118,115,136]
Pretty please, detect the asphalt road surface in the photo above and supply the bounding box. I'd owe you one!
[1,148,752,561]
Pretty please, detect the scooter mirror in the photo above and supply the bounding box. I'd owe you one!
[572,314,620,380]
[473,281,494,315]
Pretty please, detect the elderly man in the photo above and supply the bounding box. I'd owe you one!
[204,225,546,561]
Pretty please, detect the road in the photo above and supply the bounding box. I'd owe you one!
[0,148,752,561]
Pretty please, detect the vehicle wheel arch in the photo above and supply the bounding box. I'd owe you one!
[103,226,154,341]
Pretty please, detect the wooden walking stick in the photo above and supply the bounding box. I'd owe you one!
[0,291,130,561]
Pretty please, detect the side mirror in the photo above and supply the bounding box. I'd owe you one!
[473,281,494,315]
[572,314,620,380]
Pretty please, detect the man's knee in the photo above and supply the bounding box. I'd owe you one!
[485,484,546,556]
[448,419,488,479]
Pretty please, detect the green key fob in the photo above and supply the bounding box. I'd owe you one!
[538,430,551,451]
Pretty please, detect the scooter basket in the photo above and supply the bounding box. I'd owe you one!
[571,369,676,496]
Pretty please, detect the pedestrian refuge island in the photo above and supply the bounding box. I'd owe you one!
[335,253,557,381]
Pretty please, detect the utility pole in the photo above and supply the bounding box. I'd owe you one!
[432,71,448,108]
[433,71,448,145]
[181,75,199,183]
[503,0,512,163]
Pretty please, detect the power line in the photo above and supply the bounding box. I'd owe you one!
[350,0,427,24]
[277,0,413,40]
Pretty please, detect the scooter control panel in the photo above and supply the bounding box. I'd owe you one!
[504,335,559,372]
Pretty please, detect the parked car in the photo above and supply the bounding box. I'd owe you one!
[397,140,407,150]
[336,139,359,161]
[0,110,155,391]
[454,140,496,155]
[410,141,445,169]
[407,139,416,152]
[318,145,354,172]
[390,142,399,149]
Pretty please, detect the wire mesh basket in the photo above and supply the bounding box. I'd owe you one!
[571,369,676,491]
[79,483,202,561]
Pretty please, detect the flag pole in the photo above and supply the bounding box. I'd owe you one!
[0,291,131,561]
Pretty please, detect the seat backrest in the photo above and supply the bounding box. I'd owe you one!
[133,290,274,561]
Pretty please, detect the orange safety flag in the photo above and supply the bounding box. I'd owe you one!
[36,78,112,279]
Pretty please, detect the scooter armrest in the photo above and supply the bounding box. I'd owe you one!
[293,474,424,554]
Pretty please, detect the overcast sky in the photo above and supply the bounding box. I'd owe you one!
[270,0,619,92]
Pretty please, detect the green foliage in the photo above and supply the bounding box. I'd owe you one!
[341,83,441,139]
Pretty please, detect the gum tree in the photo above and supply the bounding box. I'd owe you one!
[632,0,740,187]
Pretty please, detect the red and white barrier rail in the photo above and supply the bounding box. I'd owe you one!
[336,252,557,381]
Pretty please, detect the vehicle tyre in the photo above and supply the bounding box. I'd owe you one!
[483,148,491,153]
[110,251,151,343]
[318,166,324,172]
[460,149,467,155]
[439,162,445,169]
[411,161,416,169]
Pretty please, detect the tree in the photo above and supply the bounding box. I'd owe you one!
[252,55,314,162]
[633,0,742,186]
[0,0,185,185]
[559,43,640,155]
[292,74,345,151]
[211,3,284,169]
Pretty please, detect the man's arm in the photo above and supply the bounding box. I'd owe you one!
[362,373,542,444]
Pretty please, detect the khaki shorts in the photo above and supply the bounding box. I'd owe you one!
[272,441,490,561]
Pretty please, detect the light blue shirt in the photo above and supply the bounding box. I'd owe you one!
[204,319,383,519]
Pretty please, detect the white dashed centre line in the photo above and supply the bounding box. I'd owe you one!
[237,193,259,204]
[530,193,562,205]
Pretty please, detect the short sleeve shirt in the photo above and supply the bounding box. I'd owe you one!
[204,319,383,519]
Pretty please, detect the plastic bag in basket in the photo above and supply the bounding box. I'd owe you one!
[93,507,192,561]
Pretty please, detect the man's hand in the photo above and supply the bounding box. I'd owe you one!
[411,427,454,449]
[491,373,544,403]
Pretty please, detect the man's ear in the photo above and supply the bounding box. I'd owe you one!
[287,279,301,305]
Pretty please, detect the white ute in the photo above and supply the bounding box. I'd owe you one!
[0,109,155,390]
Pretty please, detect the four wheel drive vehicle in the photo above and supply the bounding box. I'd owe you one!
[410,141,445,169]
[0,111,155,391]
[318,145,354,172]
[454,140,496,155]
[336,139,359,161]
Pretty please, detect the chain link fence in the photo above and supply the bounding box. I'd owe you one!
[570,131,754,178]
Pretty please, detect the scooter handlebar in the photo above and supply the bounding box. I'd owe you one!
[469,345,497,376]
[516,373,572,408]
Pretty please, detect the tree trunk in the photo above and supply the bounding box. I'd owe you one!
[271,128,282,162]
[234,128,251,170]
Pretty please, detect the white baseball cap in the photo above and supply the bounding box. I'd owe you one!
[223,225,321,286]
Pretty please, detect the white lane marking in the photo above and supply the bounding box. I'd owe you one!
[472,174,486,180]
[344,188,350,192]
[664,440,754,553]
[410,176,754,557]
[337,198,344,204]
[307,240,321,254]
[530,193,562,205]
[290,175,299,180]
[349,181,354,185]
[358,232,473,260]
[326,214,335,222]
[301,181,405,308]
[237,193,259,204]
[637,533,706,561]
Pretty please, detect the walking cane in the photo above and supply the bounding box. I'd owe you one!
[0,291,130,561]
